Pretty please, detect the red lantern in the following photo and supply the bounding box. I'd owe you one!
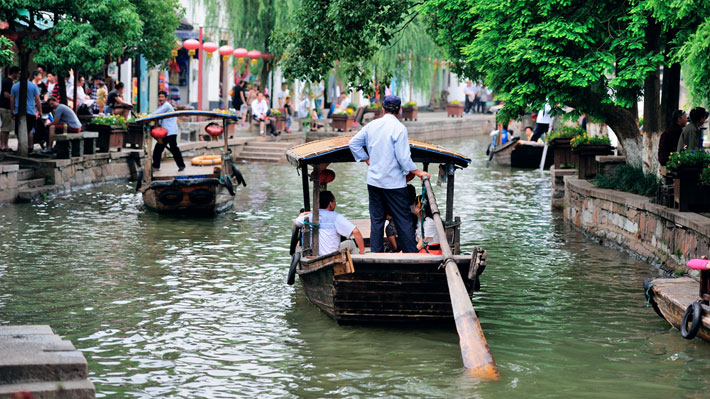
[183,39,200,57]
[151,127,168,140]
[203,42,218,58]
[233,48,248,64]
[205,122,223,137]
[262,53,273,61]
[219,45,234,61]
[247,50,261,65]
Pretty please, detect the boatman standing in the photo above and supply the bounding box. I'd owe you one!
[151,90,185,172]
[348,95,430,253]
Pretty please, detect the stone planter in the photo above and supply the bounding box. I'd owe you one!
[572,144,613,179]
[365,107,384,120]
[402,106,418,121]
[550,137,576,169]
[125,122,145,149]
[332,114,354,132]
[86,123,125,153]
[672,166,707,212]
[446,104,464,117]
[274,115,287,133]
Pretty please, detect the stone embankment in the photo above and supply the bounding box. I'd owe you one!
[0,325,94,399]
[563,177,710,272]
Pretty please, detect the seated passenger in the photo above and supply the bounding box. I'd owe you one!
[385,213,399,252]
[413,195,442,255]
[294,190,365,256]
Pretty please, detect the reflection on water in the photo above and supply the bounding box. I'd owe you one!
[1,135,710,398]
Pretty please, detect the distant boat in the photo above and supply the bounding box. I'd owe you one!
[135,111,246,215]
[489,136,553,169]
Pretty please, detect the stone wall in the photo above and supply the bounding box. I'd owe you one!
[564,177,710,272]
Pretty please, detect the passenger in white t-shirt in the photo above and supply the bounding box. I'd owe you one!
[531,102,553,142]
[294,190,365,256]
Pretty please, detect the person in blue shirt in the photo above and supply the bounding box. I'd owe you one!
[348,95,430,253]
[9,71,42,153]
[151,90,185,172]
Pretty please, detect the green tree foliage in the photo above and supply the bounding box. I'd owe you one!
[277,0,429,92]
[202,0,298,89]
[0,36,13,67]
[0,0,181,156]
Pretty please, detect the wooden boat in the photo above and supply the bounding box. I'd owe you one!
[135,111,246,215]
[489,136,553,168]
[285,136,485,324]
[645,259,710,341]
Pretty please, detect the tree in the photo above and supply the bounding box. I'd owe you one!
[202,0,297,91]
[1,0,181,156]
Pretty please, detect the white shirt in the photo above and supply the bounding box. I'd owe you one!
[297,98,311,118]
[416,217,440,244]
[251,98,269,118]
[464,85,476,97]
[537,103,553,124]
[295,209,356,256]
[278,89,289,105]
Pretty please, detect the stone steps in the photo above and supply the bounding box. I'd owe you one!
[17,168,34,180]
[16,185,61,203]
[234,141,291,163]
[0,325,95,398]
[17,177,46,190]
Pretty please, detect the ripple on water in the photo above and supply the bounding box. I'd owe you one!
[1,138,710,398]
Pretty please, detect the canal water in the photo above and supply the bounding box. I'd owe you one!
[1,135,710,398]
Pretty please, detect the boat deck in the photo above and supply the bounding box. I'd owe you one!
[651,276,710,340]
[153,160,220,180]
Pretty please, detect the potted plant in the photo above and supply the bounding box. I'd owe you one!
[547,126,584,169]
[402,101,418,121]
[667,150,710,211]
[271,109,287,133]
[332,109,355,132]
[570,133,613,179]
[86,114,127,152]
[446,100,464,117]
[125,113,147,149]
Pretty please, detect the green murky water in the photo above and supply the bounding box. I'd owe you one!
[1,136,709,398]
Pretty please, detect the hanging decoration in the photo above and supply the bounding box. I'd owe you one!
[247,50,261,65]
[203,42,218,58]
[233,48,248,64]
[183,39,200,64]
[219,45,234,61]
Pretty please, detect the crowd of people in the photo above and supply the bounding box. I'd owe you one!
[0,66,137,154]
[658,107,709,167]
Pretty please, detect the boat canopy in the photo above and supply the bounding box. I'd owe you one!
[286,136,471,168]
[135,110,239,124]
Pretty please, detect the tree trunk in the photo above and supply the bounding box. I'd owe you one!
[428,67,438,109]
[641,18,662,174]
[661,63,681,126]
[602,103,642,167]
[58,74,67,105]
[17,47,30,157]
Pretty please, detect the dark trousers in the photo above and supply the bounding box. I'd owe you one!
[530,123,549,142]
[152,135,185,169]
[368,185,418,253]
[464,96,473,113]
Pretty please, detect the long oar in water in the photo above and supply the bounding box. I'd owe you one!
[422,176,501,381]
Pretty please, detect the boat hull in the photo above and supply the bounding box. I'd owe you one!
[646,276,710,341]
[298,253,482,324]
[142,177,234,215]
[491,139,553,169]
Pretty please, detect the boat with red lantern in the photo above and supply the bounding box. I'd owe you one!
[135,110,246,215]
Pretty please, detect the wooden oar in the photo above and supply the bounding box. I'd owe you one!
[422,177,501,381]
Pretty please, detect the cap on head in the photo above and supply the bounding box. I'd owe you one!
[383,95,401,108]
